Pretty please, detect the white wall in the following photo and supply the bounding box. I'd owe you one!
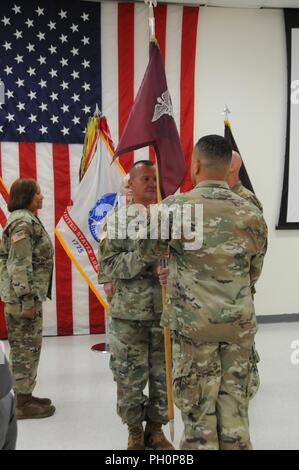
[194,7,295,316]
[101,5,294,317]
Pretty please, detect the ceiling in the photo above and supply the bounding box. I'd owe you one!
[93,0,299,9]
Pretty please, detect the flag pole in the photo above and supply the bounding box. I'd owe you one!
[154,157,175,443]
[145,0,157,40]
[94,103,101,117]
[144,0,175,443]
[222,104,231,126]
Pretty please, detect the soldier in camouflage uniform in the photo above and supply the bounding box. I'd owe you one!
[102,174,133,300]
[137,136,268,450]
[0,178,55,419]
[227,151,263,399]
[98,161,173,450]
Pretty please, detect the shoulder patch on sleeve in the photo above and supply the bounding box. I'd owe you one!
[12,230,27,243]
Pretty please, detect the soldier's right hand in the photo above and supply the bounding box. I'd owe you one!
[157,267,169,287]
[104,281,114,298]
[21,307,36,320]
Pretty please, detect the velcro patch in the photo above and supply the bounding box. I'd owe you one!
[12,231,27,243]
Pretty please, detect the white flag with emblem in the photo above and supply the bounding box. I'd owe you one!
[55,117,125,311]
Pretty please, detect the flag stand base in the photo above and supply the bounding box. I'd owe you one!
[91,315,110,353]
[91,342,110,353]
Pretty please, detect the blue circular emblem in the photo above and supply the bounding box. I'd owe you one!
[88,192,118,242]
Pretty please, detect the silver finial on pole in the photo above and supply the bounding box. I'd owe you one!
[144,0,157,40]
[94,103,101,117]
[222,104,231,121]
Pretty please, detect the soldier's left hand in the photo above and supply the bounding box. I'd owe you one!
[21,307,36,320]
[104,281,114,298]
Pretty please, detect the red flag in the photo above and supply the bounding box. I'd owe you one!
[114,41,186,198]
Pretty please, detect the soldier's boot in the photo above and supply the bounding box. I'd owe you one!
[16,394,56,420]
[127,424,145,450]
[30,394,52,406]
[144,422,174,450]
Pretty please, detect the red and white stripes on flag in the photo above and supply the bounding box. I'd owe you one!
[0,142,104,337]
[0,3,200,337]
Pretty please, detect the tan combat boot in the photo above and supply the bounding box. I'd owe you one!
[16,394,56,420]
[31,394,52,405]
[144,422,174,450]
[127,424,145,450]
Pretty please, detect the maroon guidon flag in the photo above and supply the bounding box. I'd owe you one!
[114,41,186,198]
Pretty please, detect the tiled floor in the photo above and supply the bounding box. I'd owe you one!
[2,321,299,450]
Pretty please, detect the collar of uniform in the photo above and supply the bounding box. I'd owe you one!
[194,180,230,190]
[232,181,242,191]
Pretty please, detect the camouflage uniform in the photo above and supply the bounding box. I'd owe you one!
[232,181,263,213]
[98,204,168,427]
[138,180,268,450]
[231,181,263,399]
[0,209,54,395]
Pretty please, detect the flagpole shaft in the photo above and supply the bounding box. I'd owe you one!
[149,4,155,38]
[155,156,175,442]
[146,1,156,40]
[164,324,175,428]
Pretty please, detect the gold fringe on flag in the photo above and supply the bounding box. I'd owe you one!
[79,116,100,181]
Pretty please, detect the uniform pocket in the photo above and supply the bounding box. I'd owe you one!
[4,303,21,317]
[247,345,260,399]
[172,340,202,414]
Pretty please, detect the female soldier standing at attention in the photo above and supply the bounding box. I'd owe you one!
[0,178,55,419]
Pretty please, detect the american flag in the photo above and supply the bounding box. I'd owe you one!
[0,0,200,337]
[0,1,101,142]
[0,0,102,338]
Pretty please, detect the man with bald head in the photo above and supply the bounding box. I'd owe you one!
[227,151,263,400]
[137,135,268,450]
[227,151,263,212]
[98,160,173,450]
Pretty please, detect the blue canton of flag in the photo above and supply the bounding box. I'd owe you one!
[0,0,101,143]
